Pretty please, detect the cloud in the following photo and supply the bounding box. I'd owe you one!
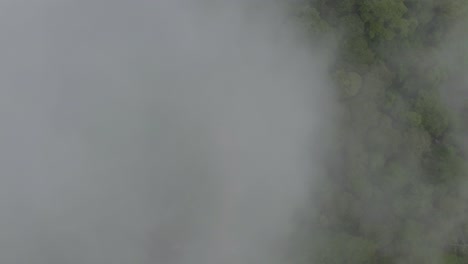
[0,1,334,263]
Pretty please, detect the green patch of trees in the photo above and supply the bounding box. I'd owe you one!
[290,0,468,263]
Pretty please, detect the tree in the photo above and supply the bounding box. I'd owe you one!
[290,0,468,262]
[357,0,417,41]
[295,4,332,35]
[342,35,376,64]
[335,69,362,98]
[312,232,378,264]
[414,89,450,138]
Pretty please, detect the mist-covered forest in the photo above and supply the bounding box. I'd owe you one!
[289,0,468,263]
[1,0,468,263]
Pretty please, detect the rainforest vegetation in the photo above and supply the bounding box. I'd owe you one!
[288,0,468,263]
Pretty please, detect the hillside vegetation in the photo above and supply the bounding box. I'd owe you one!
[289,0,468,263]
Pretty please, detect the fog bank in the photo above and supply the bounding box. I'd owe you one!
[0,1,333,263]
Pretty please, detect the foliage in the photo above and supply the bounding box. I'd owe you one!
[414,90,450,138]
[334,70,362,98]
[312,232,377,264]
[294,4,331,35]
[289,0,468,263]
[357,0,417,41]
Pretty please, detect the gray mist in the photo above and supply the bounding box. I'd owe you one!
[0,1,333,263]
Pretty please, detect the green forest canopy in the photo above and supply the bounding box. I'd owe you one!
[289,0,468,263]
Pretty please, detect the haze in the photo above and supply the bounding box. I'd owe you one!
[0,1,332,263]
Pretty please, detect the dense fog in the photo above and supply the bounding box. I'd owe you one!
[0,1,333,263]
